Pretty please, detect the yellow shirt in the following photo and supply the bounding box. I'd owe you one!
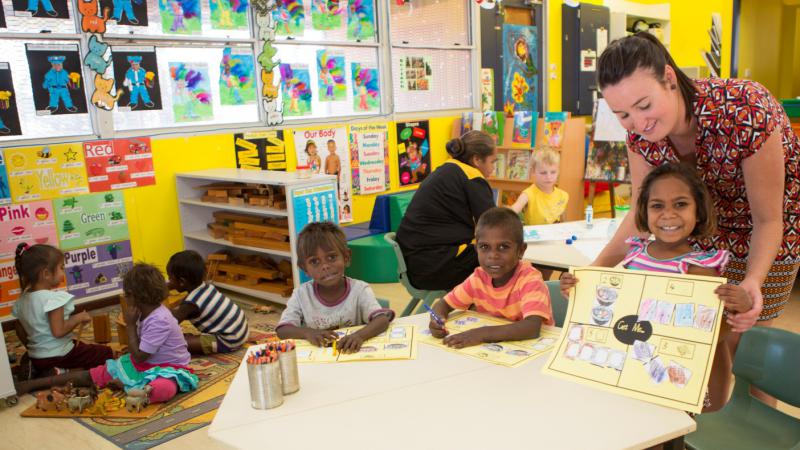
[522,184,569,225]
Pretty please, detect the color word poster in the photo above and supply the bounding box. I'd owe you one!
[542,266,725,413]
[290,182,338,282]
[418,310,560,368]
[295,324,417,363]
[0,259,21,317]
[0,200,58,260]
[64,240,133,298]
[5,144,90,202]
[54,192,129,250]
[83,138,156,192]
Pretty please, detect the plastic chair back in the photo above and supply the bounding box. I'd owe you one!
[545,280,568,328]
[384,232,446,316]
[733,327,800,407]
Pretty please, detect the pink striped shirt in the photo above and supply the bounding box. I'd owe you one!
[621,237,729,274]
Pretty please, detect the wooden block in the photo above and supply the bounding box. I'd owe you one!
[92,314,111,344]
[228,197,245,205]
[207,189,229,198]
[232,222,290,238]
[207,253,229,261]
[116,316,129,350]
[230,236,292,252]
[201,195,229,203]
[217,263,280,280]
[213,211,266,224]
[272,201,287,209]
[217,277,293,297]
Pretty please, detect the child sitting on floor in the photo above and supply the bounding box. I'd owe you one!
[276,222,394,353]
[15,263,198,403]
[167,250,249,355]
[12,243,112,379]
[510,147,569,225]
[428,207,553,348]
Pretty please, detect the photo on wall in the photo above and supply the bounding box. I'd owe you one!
[168,62,213,122]
[220,47,256,105]
[502,24,538,114]
[396,120,431,186]
[25,44,88,116]
[111,46,162,112]
[158,0,201,34]
[273,0,305,37]
[100,0,149,26]
[210,0,249,30]
[11,0,70,19]
[0,63,22,136]
[279,63,312,117]
[399,56,431,91]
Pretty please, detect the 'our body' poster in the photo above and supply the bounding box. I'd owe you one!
[293,127,351,222]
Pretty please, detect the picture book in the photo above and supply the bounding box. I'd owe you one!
[543,111,569,147]
[498,189,520,207]
[482,111,505,146]
[480,68,494,112]
[493,152,506,179]
[511,110,534,147]
[506,149,530,181]
[295,324,417,363]
[460,111,474,136]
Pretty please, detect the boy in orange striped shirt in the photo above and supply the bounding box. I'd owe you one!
[429,207,553,348]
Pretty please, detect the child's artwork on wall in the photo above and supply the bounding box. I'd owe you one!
[6,144,90,203]
[100,0,148,26]
[273,0,304,37]
[64,240,133,298]
[511,110,534,148]
[0,200,58,260]
[293,127,352,222]
[111,47,162,112]
[159,0,201,34]
[210,0,248,30]
[220,47,256,105]
[480,68,494,112]
[279,63,312,117]
[543,111,569,147]
[25,44,88,116]
[168,62,213,122]
[349,122,389,195]
[506,149,530,181]
[55,192,129,250]
[543,266,726,413]
[0,63,22,136]
[233,131,287,171]
[502,24,538,115]
[350,63,378,112]
[11,0,70,18]
[396,120,430,186]
[311,0,342,30]
[399,55,431,91]
[316,50,346,102]
[482,111,505,146]
[83,137,155,192]
[585,141,630,182]
[347,0,374,40]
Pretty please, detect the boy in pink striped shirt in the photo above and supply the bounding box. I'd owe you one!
[428,207,553,348]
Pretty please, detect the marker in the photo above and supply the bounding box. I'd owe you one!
[332,339,338,355]
[423,303,447,332]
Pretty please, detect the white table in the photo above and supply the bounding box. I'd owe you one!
[524,219,613,271]
[209,314,695,450]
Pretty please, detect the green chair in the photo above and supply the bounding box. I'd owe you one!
[377,298,390,309]
[545,280,568,327]
[685,327,800,450]
[345,234,398,283]
[384,232,447,317]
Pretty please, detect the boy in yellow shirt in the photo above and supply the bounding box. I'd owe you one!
[511,147,569,225]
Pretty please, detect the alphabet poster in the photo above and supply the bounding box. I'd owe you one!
[0,200,58,260]
[5,144,90,203]
[64,240,133,298]
[100,0,149,26]
[83,137,155,192]
[542,266,725,413]
[396,120,430,186]
[111,47,163,112]
[293,127,351,222]
[233,131,286,171]
[349,123,388,195]
[0,63,22,136]
[25,44,88,116]
[54,192,129,250]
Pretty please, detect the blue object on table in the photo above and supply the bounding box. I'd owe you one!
[571,235,577,240]
[566,239,573,245]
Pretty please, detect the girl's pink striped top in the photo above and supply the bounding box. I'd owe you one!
[621,237,730,275]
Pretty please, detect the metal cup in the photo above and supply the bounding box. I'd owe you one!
[278,348,300,395]
[246,360,284,409]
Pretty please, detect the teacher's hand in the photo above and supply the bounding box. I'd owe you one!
[726,278,763,333]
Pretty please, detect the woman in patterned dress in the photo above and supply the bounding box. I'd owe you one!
[594,32,800,411]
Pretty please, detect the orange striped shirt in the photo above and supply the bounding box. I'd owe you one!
[444,262,553,325]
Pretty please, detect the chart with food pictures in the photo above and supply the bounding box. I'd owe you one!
[542,266,725,413]
[295,324,417,363]
[419,311,560,368]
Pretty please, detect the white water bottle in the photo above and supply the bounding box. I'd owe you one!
[585,205,594,229]
[607,218,618,238]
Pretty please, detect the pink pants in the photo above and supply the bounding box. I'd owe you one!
[90,365,177,403]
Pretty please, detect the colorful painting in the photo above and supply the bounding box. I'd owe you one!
[279,63,312,117]
[311,0,343,30]
[273,0,305,37]
[111,47,162,112]
[502,24,538,115]
[396,121,431,186]
[0,151,10,204]
[210,0,248,30]
[169,62,213,122]
[5,144,90,203]
[349,123,389,195]
[543,111,569,147]
[351,63,378,112]
[347,0,374,40]
[220,48,256,105]
[482,111,505,146]
[64,240,133,298]
[316,50,346,102]
[25,44,88,116]
[0,63,22,136]
[293,127,352,223]
[585,141,630,182]
[0,200,58,260]
[83,137,155,192]
[54,192,130,251]
[234,131,287,171]
[158,0,201,34]
[512,110,534,147]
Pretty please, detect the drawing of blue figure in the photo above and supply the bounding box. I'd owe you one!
[123,56,154,108]
[43,55,77,113]
[112,0,139,24]
[0,117,9,134]
[27,0,58,16]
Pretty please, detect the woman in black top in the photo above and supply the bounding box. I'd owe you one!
[397,130,497,290]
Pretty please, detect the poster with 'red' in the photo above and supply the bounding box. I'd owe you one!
[64,240,133,298]
[0,201,58,260]
[83,137,155,192]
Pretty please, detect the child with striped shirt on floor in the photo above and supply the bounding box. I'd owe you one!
[428,207,554,348]
[167,250,249,355]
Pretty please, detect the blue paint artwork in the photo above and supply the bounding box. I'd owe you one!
[0,151,10,205]
[502,24,538,114]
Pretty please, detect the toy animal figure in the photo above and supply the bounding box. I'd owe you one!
[78,0,110,34]
[83,35,111,74]
[91,74,122,110]
[34,389,66,411]
[67,395,94,413]
[125,385,152,412]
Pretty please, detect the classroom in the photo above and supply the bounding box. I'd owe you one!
[0,0,799,449]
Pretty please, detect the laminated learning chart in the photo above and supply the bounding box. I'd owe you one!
[542,266,725,413]
[295,324,417,363]
[419,311,560,368]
